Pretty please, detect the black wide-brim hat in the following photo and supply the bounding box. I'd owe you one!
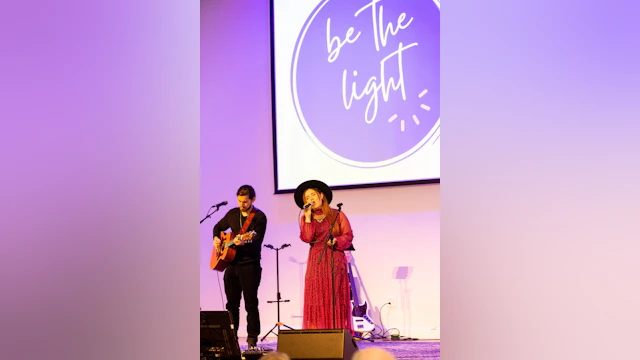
[294,180,333,209]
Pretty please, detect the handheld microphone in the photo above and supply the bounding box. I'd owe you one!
[213,201,228,208]
[303,201,314,209]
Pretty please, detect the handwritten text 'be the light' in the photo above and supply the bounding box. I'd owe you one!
[325,0,416,124]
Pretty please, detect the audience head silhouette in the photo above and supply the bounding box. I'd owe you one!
[351,347,397,360]
[259,351,291,360]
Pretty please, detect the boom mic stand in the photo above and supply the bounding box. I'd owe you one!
[260,243,294,342]
[200,202,226,224]
[317,202,343,329]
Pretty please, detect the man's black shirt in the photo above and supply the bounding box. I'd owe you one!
[213,207,267,265]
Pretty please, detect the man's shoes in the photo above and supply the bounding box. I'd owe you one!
[247,339,257,349]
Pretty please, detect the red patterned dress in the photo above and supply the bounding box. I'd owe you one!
[299,209,354,331]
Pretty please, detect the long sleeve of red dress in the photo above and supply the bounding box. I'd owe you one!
[299,209,354,331]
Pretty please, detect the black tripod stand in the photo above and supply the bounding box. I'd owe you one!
[260,243,294,342]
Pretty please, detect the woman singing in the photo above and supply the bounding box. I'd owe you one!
[294,180,354,331]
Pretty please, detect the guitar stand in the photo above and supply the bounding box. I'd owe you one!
[260,243,294,342]
[353,333,375,343]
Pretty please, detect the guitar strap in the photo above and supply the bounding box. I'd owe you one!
[239,207,257,235]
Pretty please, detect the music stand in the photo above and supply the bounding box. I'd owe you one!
[260,243,295,342]
[200,311,242,360]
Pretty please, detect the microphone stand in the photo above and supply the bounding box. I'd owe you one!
[261,243,295,342]
[200,204,224,224]
[317,203,343,329]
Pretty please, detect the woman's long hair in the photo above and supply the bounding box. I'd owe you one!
[311,188,340,236]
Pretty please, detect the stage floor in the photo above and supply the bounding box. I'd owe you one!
[240,337,440,360]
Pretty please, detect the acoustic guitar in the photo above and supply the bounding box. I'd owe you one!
[210,231,256,271]
[346,257,376,333]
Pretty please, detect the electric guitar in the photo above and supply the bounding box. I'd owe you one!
[346,257,375,333]
[210,231,256,272]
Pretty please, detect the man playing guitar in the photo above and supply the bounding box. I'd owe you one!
[212,185,268,349]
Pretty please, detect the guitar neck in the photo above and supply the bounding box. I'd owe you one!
[221,231,256,249]
[347,262,361,305]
